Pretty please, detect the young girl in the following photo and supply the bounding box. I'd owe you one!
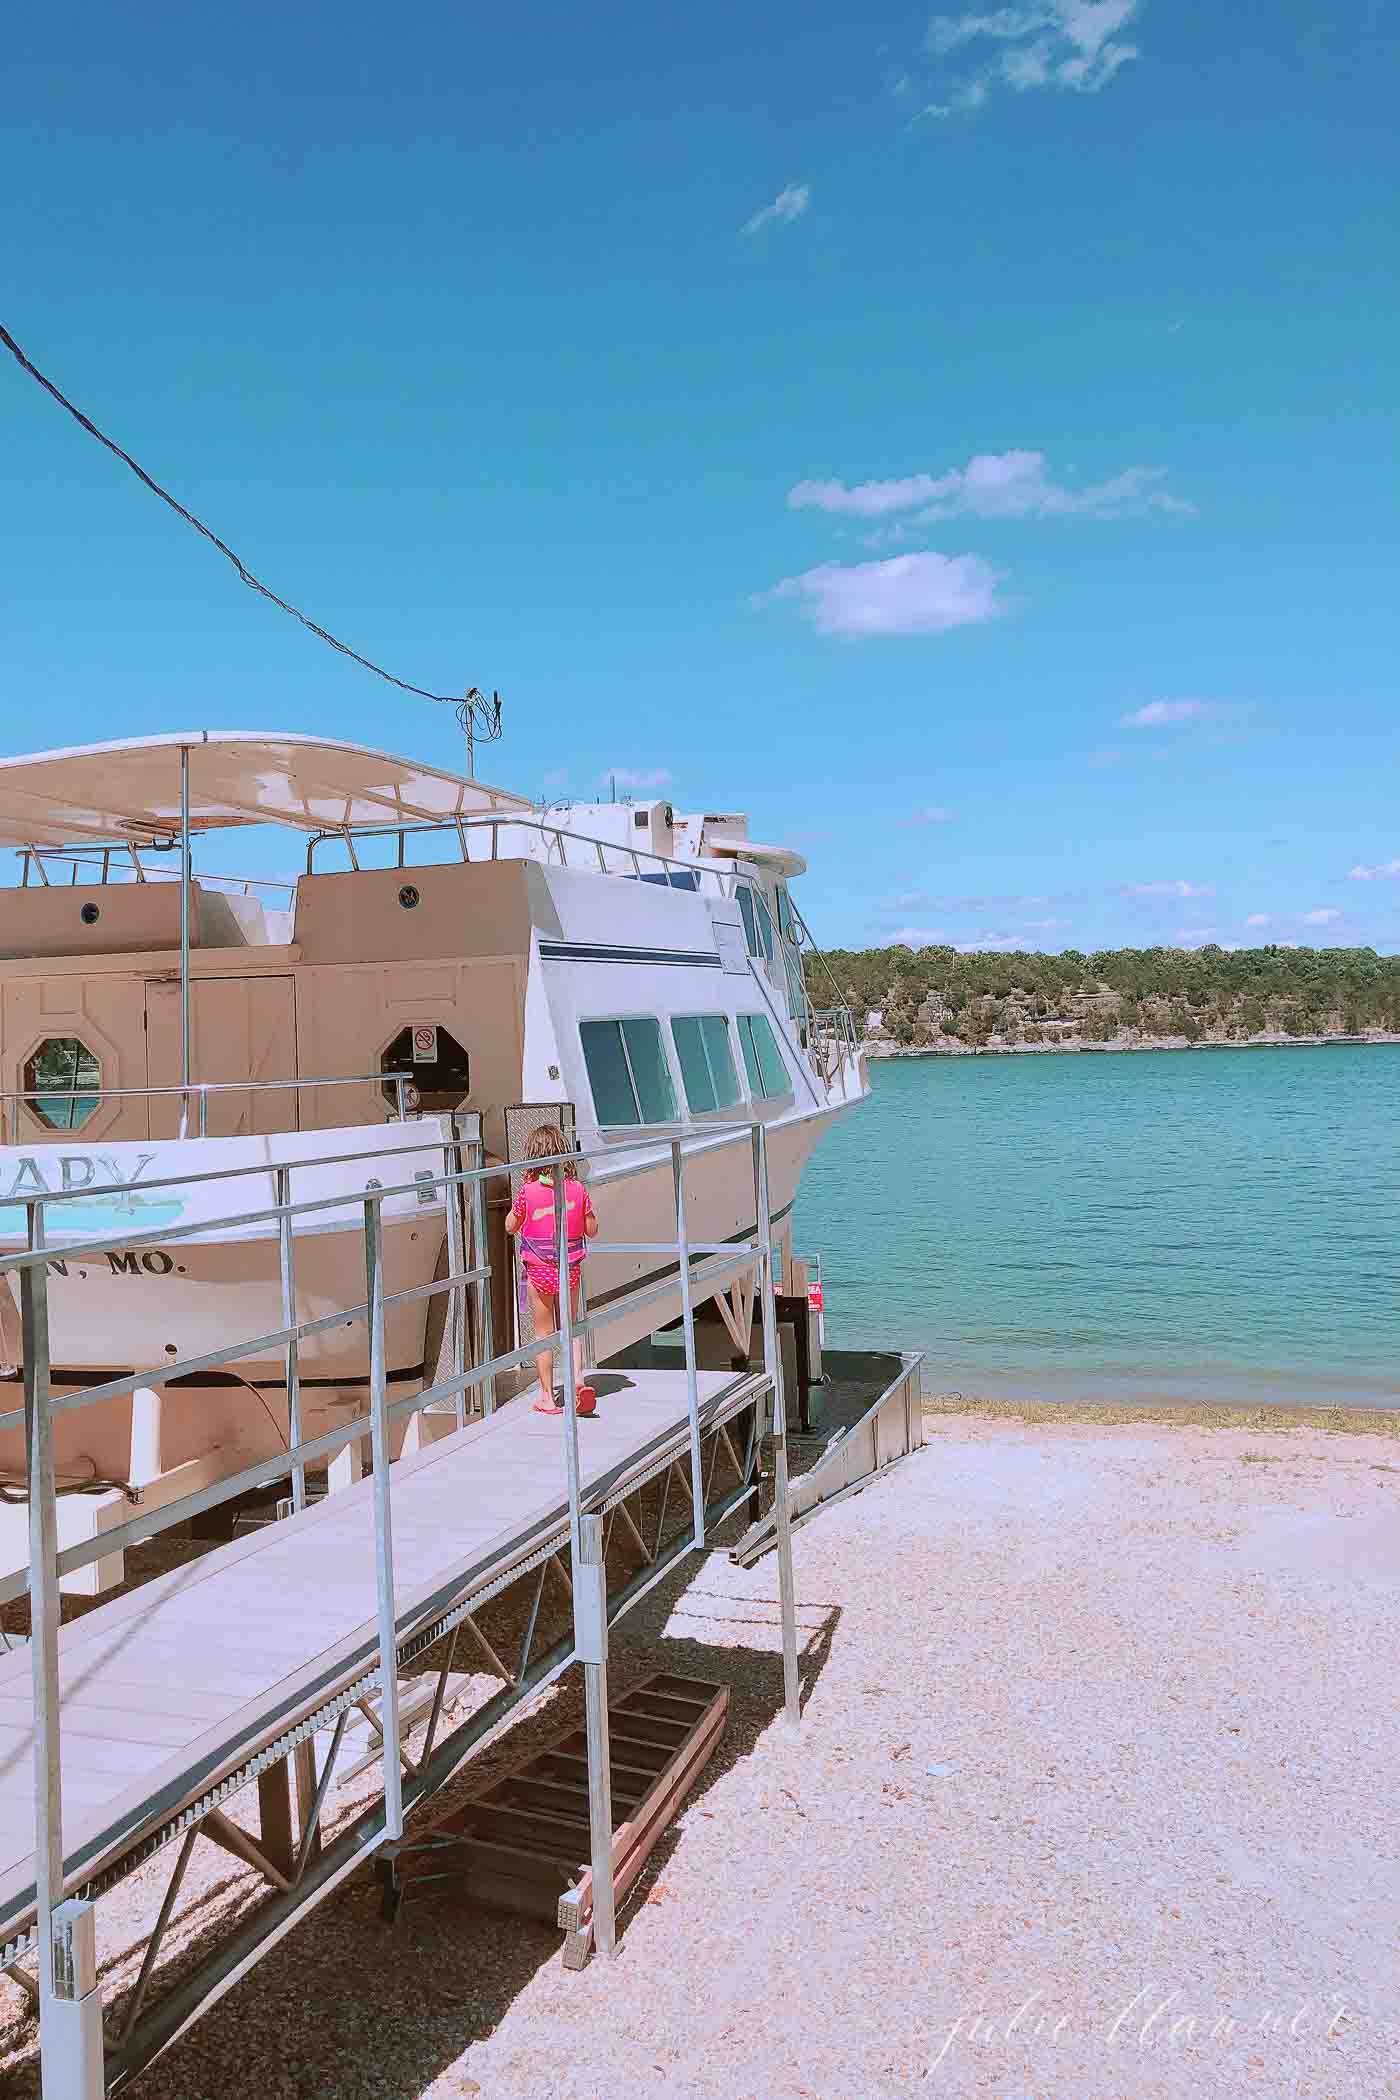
[505,1123,600,1415]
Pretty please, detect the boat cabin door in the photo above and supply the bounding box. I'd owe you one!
[145,977,298,1138]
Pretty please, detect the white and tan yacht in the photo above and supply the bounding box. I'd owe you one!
[0,732,865,1586]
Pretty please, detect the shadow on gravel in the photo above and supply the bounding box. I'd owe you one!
[4,1541,842,2100]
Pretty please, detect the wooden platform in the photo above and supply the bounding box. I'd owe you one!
[380,1671,728,1965]
[0,1366,761,1954]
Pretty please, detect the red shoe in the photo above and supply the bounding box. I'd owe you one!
[575,1383,597,1416]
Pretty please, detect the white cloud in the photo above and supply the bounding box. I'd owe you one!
[1174,928,1222,947]
[1123,880,1216,899]
[1244,912,1272,928]
[602,766,672,790]
[1299,908,1341,926]
[741,183,810,236]
[956,933,1028,951]
[922,75,992,115]
[1024,916,1071,928]
[1120,699,1212,728]
[912,805,959,824]
[881,925,950,947]
[758,551,1005,638]
[924,1,1140,110]
[789,450,1188,522]
[1347,858,1400,881]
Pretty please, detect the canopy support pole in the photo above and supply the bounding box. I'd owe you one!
[179,744,192,1139]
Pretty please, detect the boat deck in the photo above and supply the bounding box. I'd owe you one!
[0,1365,761,1953]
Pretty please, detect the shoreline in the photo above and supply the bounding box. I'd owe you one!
[921,1392,1400,1435]
[866,1030,1400,1059]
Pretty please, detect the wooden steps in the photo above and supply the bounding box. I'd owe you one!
[380,1671,728,1965]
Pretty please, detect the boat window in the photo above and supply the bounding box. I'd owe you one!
[736,884,775,962]
[738,1013,792,1100]
[672,1015,742,1115]
[379,1025,470,1113]
[580,1018,678,1126]
[23,1037,102,1130]
[784,950,809,1042]
[637,868,700,891]
[777,884,797,946]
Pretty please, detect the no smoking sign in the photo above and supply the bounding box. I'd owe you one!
[411,1023,439,1064]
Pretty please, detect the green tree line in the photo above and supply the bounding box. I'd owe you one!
[809,943,1400,1049]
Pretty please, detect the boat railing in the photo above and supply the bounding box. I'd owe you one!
[16,846,296,901]
[1,1113,800,2019]
[0,1070,412,1144]
[810,1006,861,1057]
[302,813,739,897]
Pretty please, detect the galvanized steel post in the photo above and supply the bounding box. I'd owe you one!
[46,1898,104,2098]
[469,1138,495,1415]
[555,1163,616,1957]
[179,741,192,1140]
[22,1203,70,2075]
[577,1512,616,1960]
[553,1163,585,1565]
[276,1166,305,1512]
[442,1127,467,1430]
[671,1138,705,1548]
[752,1123,800,1730]
[364,1196,404,1838]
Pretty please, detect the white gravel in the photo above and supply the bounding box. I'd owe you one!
[4,1413,1397,2099]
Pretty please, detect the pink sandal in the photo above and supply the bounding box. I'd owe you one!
[532,1386,597,1417]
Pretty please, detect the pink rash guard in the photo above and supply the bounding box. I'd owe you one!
[514,1176,590,1294]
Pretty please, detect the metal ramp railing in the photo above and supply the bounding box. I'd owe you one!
[0,1116,801,2096]
[730,1351,926,1567]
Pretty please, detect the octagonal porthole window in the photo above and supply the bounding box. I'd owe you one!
[24,1037,103,1130]
[380,1025,470,1114]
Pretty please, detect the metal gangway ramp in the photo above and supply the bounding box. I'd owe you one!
[0,1120,801,2095]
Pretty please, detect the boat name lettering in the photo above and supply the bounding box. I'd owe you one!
[2,1153,158,1200]
[105,1249,176,1278]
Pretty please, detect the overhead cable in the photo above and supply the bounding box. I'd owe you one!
[0,318,501,735]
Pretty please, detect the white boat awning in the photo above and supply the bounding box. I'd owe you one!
[704,838,808,878]
[0,732,530,848]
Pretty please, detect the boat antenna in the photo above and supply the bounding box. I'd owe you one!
[0,317,498,716]
[434,689,504,781]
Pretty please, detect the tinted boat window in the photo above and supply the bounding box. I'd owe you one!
[673,1015,742,1114]
[738,1013,791,1099]
[580,1018,678,1127]
[580,1020,639,1125]
[621,1018,677,1122]
[736,884,775,963]
[673,1016,716,1113]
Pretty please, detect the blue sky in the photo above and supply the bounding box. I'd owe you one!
[3,0,1397,954]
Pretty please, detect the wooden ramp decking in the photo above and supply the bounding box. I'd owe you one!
[0,1366,760,1958]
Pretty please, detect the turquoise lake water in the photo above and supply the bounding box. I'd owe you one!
[793,1046,1400,1410]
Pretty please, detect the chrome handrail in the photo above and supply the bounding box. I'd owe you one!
[303,813,737,897]
[1,1070,412,1143]
[17,849,295,900]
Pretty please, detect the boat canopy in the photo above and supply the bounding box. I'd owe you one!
[0,732,529,848]
[703,838,808,879]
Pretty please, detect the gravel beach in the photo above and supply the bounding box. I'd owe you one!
[4,1411,1397,2099]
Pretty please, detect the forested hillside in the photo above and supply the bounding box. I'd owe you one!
[810,943,1400,1050]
